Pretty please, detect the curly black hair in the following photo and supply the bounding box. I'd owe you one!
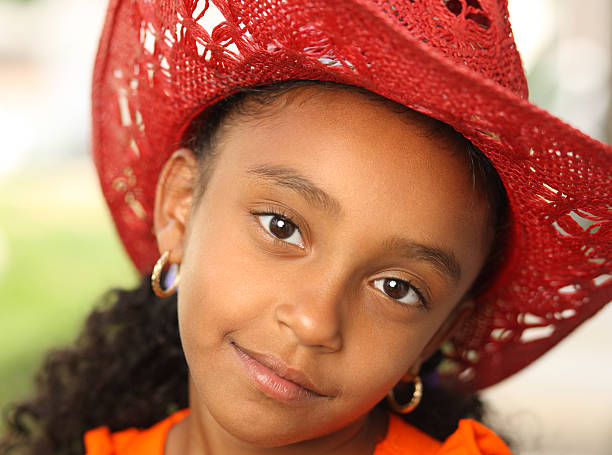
[1,81,509,454]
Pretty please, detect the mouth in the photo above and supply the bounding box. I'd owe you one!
[231,342,327,403]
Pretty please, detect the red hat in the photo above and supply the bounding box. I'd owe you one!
[92,0,611,390]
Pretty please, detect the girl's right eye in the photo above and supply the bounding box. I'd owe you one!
[256,213,305,248]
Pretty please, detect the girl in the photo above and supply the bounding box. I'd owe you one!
[2,0,610,454]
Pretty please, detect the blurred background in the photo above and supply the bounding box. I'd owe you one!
[0,0,611,453]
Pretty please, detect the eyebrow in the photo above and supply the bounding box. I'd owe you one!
[383,237,462,283]
[246,164,342,217]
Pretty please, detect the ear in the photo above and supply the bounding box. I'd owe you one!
[402,299,475,379]
[153,148,198,264]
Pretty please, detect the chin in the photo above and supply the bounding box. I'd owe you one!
[207,398,370,450]
[215,409,322,448]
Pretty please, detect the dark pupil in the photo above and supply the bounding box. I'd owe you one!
[383,279,408,300]
[269,215,296,239]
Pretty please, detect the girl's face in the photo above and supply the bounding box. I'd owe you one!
[156,88,492,450]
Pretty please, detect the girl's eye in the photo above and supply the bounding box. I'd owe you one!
[373,278,424,307]
[256,214,305,248]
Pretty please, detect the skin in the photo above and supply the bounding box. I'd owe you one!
[154,87,492,455]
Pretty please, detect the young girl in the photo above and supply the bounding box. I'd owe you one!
[2,0,610,454]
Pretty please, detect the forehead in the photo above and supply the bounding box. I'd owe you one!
[212,87,490,276]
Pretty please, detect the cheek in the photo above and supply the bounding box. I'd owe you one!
[178,210,260,346]
[329,306,441,400]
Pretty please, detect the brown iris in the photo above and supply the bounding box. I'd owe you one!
[383,279,410,300]
[268,215,296,239]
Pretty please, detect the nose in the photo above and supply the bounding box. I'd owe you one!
[274,275,344,352]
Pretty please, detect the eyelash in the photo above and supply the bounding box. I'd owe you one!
[251,207,304,248]
[374,278,430,311]
[251,207,430,311]
[411,284,430,309]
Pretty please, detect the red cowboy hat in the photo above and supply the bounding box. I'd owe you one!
[92,0,611,390]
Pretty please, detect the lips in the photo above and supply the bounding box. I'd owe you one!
[231,342,327,403]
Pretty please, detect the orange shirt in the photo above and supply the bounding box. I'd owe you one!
[84,409,513,455]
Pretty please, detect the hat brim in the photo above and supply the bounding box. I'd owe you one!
[92,0,612,390]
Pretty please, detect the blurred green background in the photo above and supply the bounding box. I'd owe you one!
[0,162,137,410]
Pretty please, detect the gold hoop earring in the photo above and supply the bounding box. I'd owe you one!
[151,250,180,298]
[386,375,423,414]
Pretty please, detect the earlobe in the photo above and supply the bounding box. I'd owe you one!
[153,148,198,263]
